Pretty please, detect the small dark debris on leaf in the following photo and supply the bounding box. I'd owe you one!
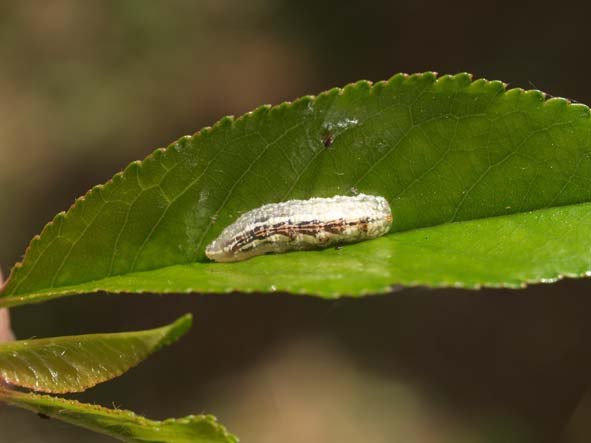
[322,132,334,148]
[38,413,50,420]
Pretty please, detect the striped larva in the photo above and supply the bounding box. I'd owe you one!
[205,194,392,263]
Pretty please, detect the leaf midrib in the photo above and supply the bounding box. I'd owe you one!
[1,199,588,305]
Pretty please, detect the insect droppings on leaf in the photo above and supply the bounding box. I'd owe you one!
[322,131,334,148]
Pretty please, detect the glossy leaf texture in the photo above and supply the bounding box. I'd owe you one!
[0,315,191,393]
[0,387,237,443]
[4,72,591,305]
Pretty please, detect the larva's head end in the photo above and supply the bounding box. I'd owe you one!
[205,240,236,263]
[205,240,222,262]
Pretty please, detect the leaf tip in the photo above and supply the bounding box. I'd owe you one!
[161,314,193,347]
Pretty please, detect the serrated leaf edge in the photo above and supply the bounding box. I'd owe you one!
[0,386,238,443]
[2,72,589,299]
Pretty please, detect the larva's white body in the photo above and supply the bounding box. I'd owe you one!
[205,194,392,262]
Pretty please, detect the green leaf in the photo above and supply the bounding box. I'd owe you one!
[3,72,591,304]
[0,387,237,443]
[0,314,192,393]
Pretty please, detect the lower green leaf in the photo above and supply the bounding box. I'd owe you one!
[0,315,192,393]
[0,386,237,443]
[1,202,589,305]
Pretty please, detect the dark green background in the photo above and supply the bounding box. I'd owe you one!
[2,1,591,442]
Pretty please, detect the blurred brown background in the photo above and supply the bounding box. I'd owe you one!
[2,1,591,442]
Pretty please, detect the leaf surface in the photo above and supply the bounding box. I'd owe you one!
[0,387,237,443]
[3,72,591,304]
[0,315,191,393]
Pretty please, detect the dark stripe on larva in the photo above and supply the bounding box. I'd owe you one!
[229,218,372,252]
